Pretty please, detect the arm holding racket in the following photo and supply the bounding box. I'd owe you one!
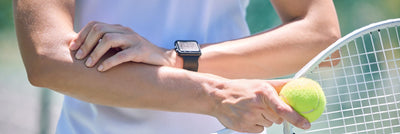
[198,0,340,79]
[71,0,340,79]
[13,0,308,133]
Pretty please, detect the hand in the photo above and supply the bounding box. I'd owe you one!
[69,21,175,71]
[210,79,310,133]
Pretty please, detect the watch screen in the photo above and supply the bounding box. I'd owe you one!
[178,42,200,51]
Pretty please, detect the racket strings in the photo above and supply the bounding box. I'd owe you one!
[378,28,400,133]
[293,25,400,134]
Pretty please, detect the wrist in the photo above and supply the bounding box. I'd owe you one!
[200,75,228,116]
[165,49,183,68]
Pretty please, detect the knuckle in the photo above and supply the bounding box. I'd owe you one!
[92,23,104,33]
[90,55,98,62]
[81,42,93,50]
[117,52,129,60]
[253,87,264,94]
[82,44,93,52]
[128,32,140,39]
[123,26,134,32]
[79,45,89,52]
[275,105,289,115]
[102,60,111,67]
[90,50,102,60]
[131,55,143,62]
[88,21,98,26]
[102,33,114,41]
[294,117,306,126]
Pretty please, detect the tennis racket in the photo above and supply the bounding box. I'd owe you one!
[215,18,400,134]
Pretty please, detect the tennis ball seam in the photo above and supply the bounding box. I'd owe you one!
[301,95,320,114]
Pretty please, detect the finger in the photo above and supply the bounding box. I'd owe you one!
[258,80,286,124]
[75,23,129,59]
[268,79,291,94]
[85,33,125,67]
[267,92,311,130]
[70,21,100,51]
[69,34,79,50]
[258,114,274,127]
[261,109,283,124]
[97,49,133,72]
[266,79,311,129]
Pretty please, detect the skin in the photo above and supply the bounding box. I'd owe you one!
[71,0,340,79]
[13,0,339,133]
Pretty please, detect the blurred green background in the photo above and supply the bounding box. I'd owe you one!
[0,0,399,134]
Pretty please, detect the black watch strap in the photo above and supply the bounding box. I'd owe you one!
[182,56,199,72]
[175,40,201,72]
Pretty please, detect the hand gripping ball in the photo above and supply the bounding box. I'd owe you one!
[279,78,326,122]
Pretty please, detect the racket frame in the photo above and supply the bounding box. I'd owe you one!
[286,18,400,134]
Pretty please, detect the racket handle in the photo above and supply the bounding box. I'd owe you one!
[283,121,293,134]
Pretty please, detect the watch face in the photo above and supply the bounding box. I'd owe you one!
[175,40,201,56]
[177,41,200,51]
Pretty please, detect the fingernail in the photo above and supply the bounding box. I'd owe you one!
[302,122,311,129]
[75,49,83,59]
[97,65,104,72]
[69,41,78,50]
[85,57,92,67]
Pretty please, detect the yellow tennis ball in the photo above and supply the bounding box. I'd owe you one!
[279,77,326,122]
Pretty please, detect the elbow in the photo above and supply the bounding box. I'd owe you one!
[320,24,341,48]
[317,25,341,67]
[27,69,46,87]
[22,46,74,88]
[24,50,73,88]
[24,55,55,88]
[306,15,341,50]
[324,25,341,66]
[328,29,341,46]
[19,34,76,88]
[314,23,341,55]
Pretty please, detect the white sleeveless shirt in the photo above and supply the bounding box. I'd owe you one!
[57,1,253,134]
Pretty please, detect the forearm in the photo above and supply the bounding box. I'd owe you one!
[13,0,221,115]
[199,19,339,79]
[51,52,222,114]
[192,0,340,79]
[23,36,222,114]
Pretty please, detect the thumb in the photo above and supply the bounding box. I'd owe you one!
[267,79,290,94]
[266,79,311,130]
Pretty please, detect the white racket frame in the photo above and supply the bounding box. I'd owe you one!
[286,18,400,134]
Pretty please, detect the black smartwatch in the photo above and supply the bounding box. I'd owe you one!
[174,40,201,72]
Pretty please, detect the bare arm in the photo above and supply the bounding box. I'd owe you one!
[13,0,310,132]
[71,0,339,79]
[13,0,217,114]
[190,0,341,79]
